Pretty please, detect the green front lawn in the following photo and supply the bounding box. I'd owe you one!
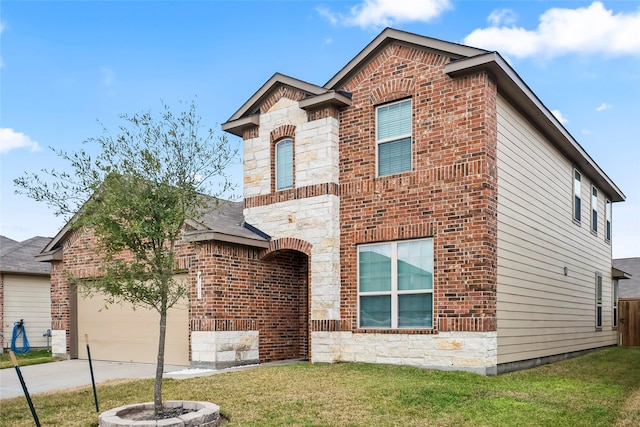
[1,347,639,426]
[0,349,62,369]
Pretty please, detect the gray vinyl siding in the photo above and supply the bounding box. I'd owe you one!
[496,96,616,364]
[2,274,52,349]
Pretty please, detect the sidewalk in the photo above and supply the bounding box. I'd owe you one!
[0,359,218,400]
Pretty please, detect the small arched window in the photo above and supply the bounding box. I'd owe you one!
[275,138,294,190]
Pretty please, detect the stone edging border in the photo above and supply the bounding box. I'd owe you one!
[98,400,220,426]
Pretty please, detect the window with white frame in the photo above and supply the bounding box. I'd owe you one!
[605,200,612,242]
[573,170,582,223]
[358,239,433,329]
[591,186,598,234]
[596,273,603,329]
[275,138,293,190]
[613,279,618,328]
[376,99,412,177]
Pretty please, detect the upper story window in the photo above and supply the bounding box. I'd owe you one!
[605,200,612,242]
[275,138,293,190]
[376,99,412,177]
[358,238,433,329]
[591,186,598,235]
[573,170,582,223]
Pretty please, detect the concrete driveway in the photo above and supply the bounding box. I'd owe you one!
[0,359,216,400]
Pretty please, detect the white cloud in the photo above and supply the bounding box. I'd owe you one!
[317,7,338,25]
[488,9,518,26]
[551,109,569,124]
[581,129,591,135]
[596,102,612,111]
[318,0,452,28]
[0,128,42,154]
[464,2,640,59]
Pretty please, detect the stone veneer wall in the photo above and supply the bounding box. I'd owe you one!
[311,331,498,374]
[191,330,259,369]
[243,97,341,322]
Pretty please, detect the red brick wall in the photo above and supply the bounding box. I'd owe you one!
[49,227,309,363]
[189,242,309,362]
[337,43,498,333]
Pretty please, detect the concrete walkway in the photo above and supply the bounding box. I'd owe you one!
[0,359,220,400]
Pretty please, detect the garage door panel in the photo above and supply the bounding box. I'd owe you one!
[3,275,52,349]
[76,281,189,365]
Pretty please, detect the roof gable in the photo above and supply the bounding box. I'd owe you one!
[222,73,353,137]
[324,27,487,90]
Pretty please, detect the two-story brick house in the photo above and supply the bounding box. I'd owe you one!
[42,28,625,374]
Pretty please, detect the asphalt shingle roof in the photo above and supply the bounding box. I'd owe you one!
[0,236,52,275]
[613,257,640,299]
[194,199,269,241]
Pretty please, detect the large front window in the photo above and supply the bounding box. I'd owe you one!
[358,239,433,329]
[376,99,412,176]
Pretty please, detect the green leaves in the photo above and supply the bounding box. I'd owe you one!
[16,99,238,312]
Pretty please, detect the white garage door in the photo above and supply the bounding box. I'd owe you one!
[76,275,189,365]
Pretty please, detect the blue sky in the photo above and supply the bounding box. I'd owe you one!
[1,0,639,258]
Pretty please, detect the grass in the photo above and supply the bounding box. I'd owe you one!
[1,347,639,426]
[0,349,62,369]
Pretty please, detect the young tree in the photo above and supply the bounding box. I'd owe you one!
[14,100,238,417]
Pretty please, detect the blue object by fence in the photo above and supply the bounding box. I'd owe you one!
[11,319,30,354]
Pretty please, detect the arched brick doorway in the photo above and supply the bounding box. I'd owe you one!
[260,239,311,361]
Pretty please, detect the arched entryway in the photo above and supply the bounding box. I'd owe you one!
[260,238,311,361]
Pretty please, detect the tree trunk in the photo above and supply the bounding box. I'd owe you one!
[154,307,168,416]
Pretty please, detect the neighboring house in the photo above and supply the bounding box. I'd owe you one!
[613,258,639,299]
[1,236,52,352]
[41,28,625,374]
[613,257,639,346]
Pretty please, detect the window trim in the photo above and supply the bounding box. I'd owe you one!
[375,98,412,177]
[573,169,582,224]
[591,186,598,236]
[357,238,434,330]
[605,200,612,243]
[612,279,618,329]
[595,273,603,330]
[275,138,294,191]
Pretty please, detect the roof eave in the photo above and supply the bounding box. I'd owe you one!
[612,266,632,280]
[445,52,625,203]
[35,248,63,262]
[299,91,352,110]
[221,115,260,137]
[182,230,270,248]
